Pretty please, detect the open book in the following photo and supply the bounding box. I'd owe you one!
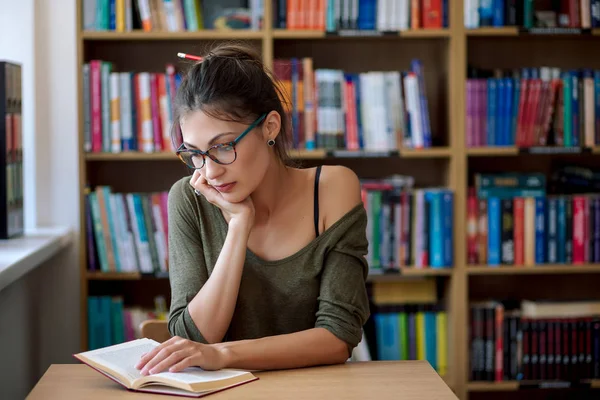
[73,338,258,397]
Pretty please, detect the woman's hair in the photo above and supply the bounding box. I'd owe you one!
[172,42,293,166]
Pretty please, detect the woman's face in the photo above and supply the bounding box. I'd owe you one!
[179,110,272,203]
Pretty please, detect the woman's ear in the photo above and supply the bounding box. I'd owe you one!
[262,110,281,142]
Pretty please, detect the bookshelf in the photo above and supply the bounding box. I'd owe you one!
[76,1,600,400]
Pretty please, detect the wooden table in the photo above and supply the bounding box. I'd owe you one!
[27,361,457,399]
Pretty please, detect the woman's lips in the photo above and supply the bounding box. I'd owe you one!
[213,182,236,193]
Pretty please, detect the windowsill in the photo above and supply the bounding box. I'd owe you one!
[0,226,73,292]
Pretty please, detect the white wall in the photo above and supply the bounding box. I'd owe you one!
[0,1,80,399]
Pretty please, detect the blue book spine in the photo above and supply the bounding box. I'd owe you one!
[88,297,98,350]
[425,312,437,370]
[592,0,600,27]
[411,59,432,147]
[129,73,138,150]
[504,77,513,146]
[572,71,580,147]
[547,197,558,263]
[496,78,505,145]
[535,197,547,264]
[427,191,444,268]
[358,0,376,30]
[493,0,505,26]
[479,0,494,26]
[108,0,116,30]
[557,197,567,263]
[487,197,501,265]
[487,79,497,145]
[101,296,113,347]
[278,0,287,28]
[443,191,453,267]
[375,314,387,360]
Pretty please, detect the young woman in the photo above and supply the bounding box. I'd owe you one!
[135,43,370,376]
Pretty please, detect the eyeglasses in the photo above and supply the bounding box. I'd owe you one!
[176,113,267,170]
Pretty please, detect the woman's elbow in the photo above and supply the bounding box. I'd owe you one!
[331,338,352,364]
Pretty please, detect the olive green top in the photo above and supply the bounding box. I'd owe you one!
[166,175,371,355]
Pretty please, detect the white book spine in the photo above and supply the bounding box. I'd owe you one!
[119,73,133,149]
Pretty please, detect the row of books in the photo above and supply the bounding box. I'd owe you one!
[0,61,24,239]
[468,172,600,266]
[466,67,600,148]
[370,305,447,376]
[85,186,169,274]
[88,295,168,351]
[83,61,181,154]
[273,57,433,151]
[83,57,434,153]
[85,177,452,275]
[362,177,453,271]
[273,0,448,31]
[470,300,600,382]
[83,0,263,32]
[465,0,600,29]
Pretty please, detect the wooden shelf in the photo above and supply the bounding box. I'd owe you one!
[466,27,519,36]
[82,30,264,40]
[85,152,177,161]
[86,271,145,280]
[367,268,452,282]
[466,147,518,156]
[467,381,519,392]
[467,264,600,275]
[468,380,600,391]
[273,30,326,39]
[84,148,455,161]
[399,29,451,38]
[400,147,452,158]
[272,29,450,39]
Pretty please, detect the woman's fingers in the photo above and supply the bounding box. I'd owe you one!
[135,336,180,370]
[169,353,201,373]
[146,349,191,375]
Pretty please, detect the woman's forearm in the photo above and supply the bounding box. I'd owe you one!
[215,328,350,371]
[187,219,251,343]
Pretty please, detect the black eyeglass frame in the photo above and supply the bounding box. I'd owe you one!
[175,113,268,170]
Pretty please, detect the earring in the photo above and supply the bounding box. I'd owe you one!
[267,139,275,147]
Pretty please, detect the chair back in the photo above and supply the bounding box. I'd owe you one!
[140,319,171,343]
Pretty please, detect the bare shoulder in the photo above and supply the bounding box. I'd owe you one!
[318,165,363,231]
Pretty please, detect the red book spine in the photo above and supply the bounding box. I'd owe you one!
[573,196,586,263]
[513,197,525,266]
[478,198,488,264]
[495,305,504,381]
[150,73,163,152]
[422,0,442,28]
[516,78,529,147]
[90,60,103,152]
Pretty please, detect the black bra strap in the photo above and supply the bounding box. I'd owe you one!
[314,165,322,238]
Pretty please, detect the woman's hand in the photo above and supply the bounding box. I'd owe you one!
[190,170,255,228]
[135,336,228,375]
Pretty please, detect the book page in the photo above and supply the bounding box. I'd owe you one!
[151,368,250,384]
[80,338,160,384]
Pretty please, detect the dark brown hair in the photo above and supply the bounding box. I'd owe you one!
[172,42,293,166]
